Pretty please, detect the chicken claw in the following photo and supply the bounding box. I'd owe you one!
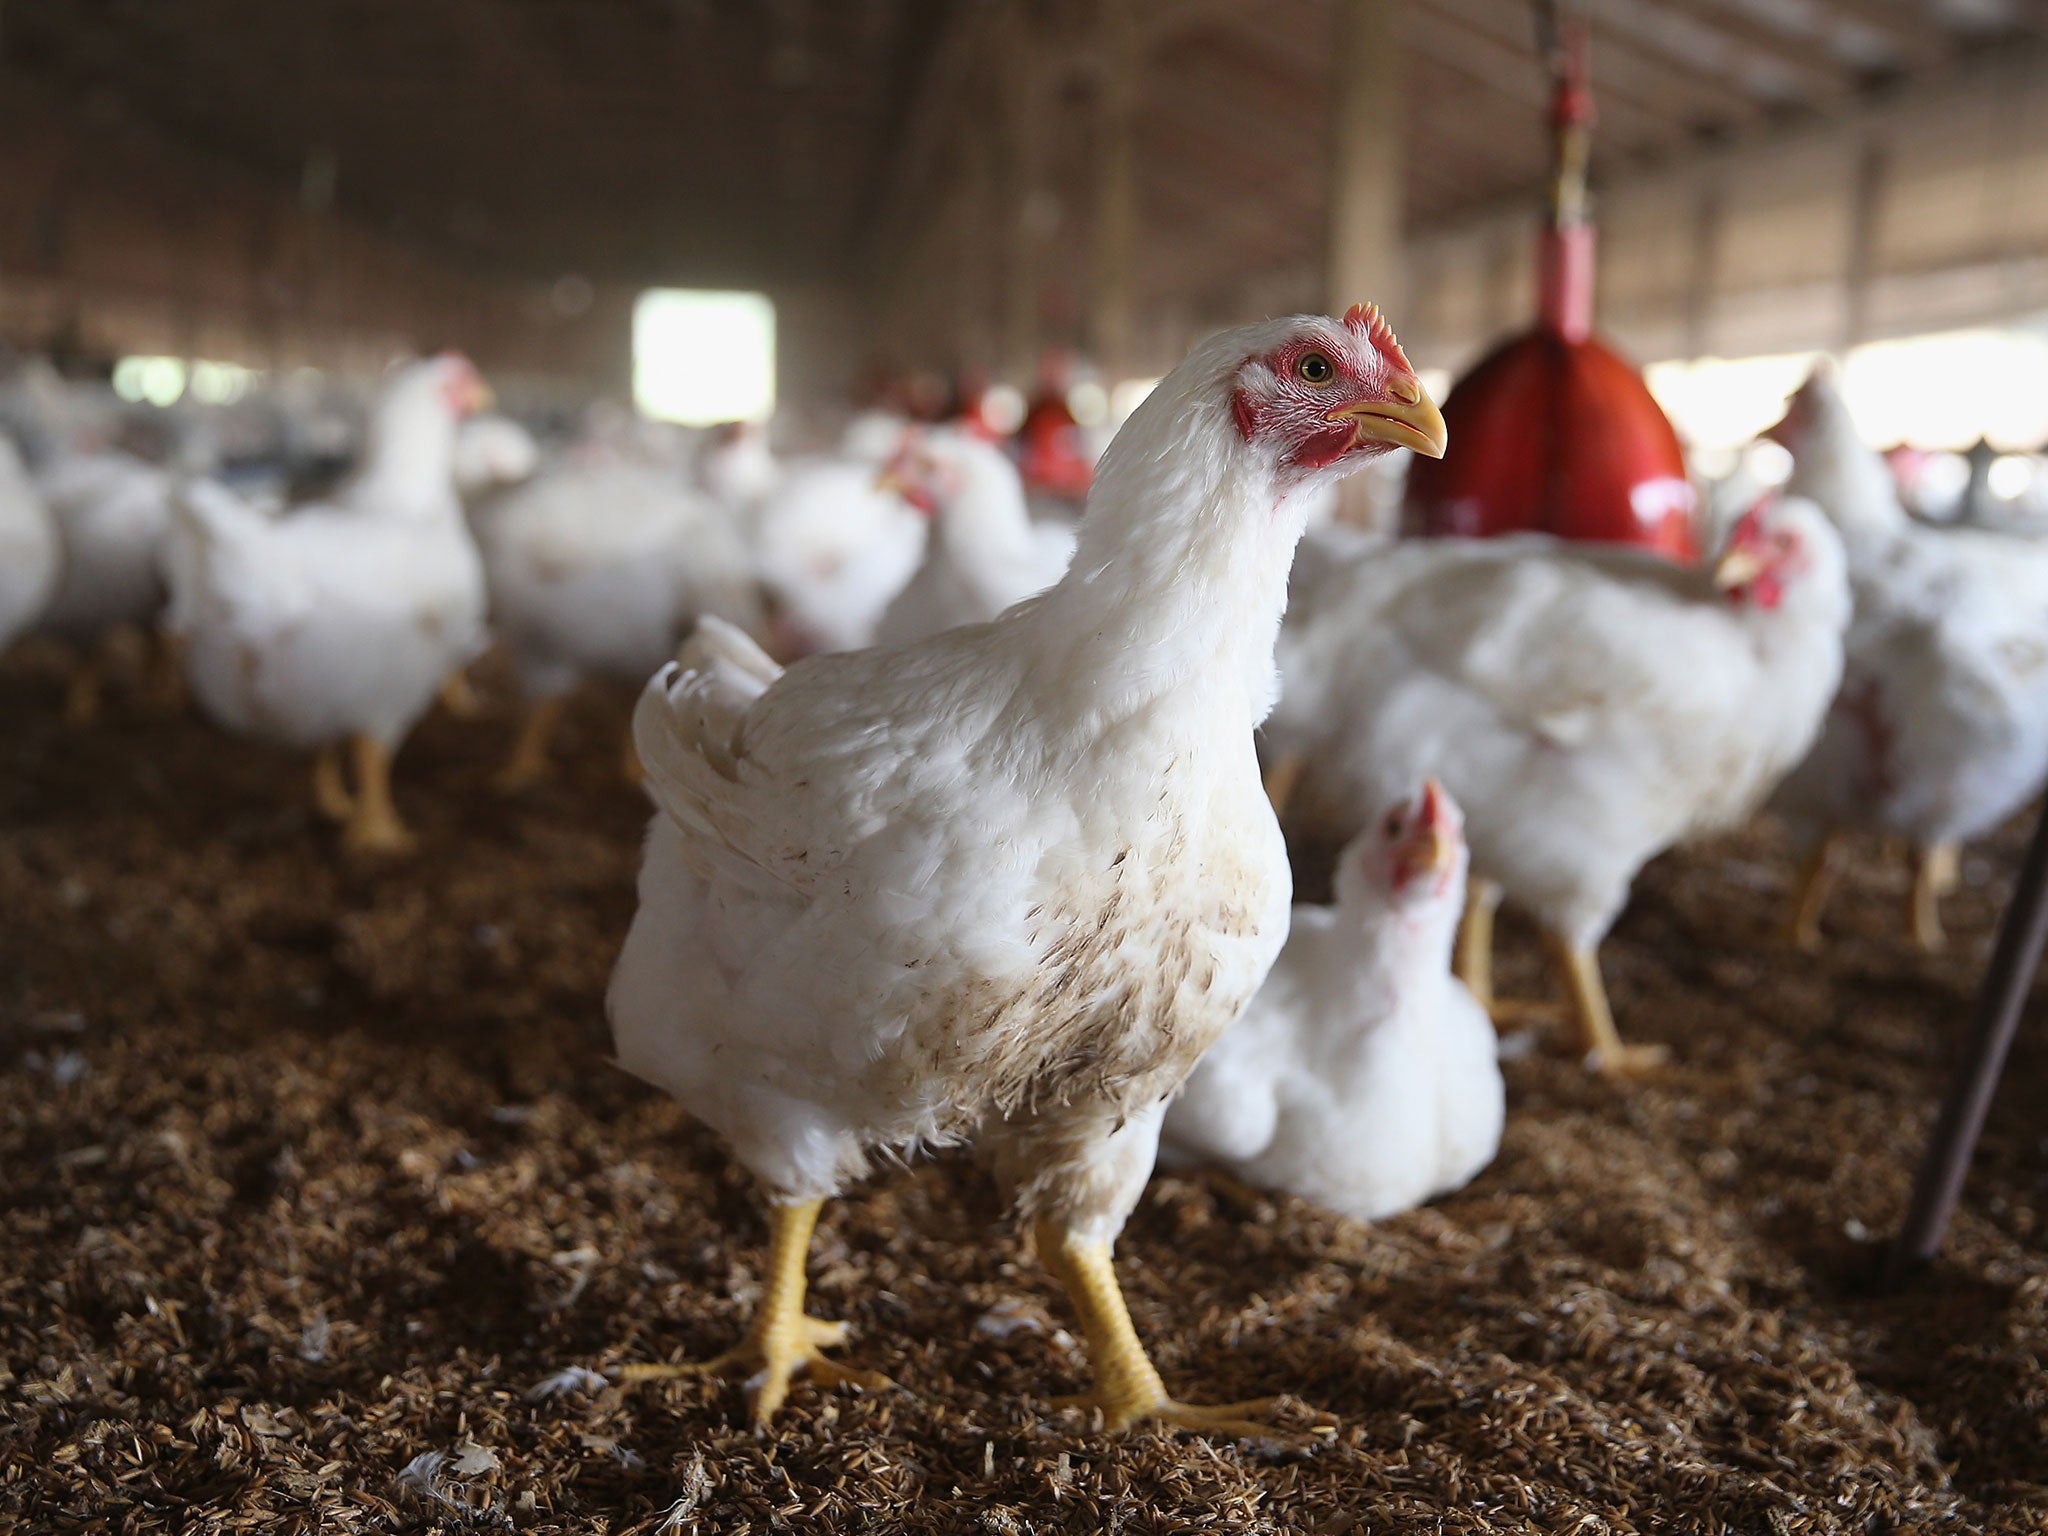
[1035,1217,1329,1451]
[312,742,355,823]
[493,696,567,794]
[1782,831,1844,953]
[341,732,416,856]
[620,1197,889,1426]
[1544,934,1668,1078]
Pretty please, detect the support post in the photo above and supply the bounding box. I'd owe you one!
[1885,800,2048,1284]
[1843,134,1887,349]
[1325,0,1404,524]
[1089,0,1139,380]
[1001,3,1048,383]
[1325,0,1405,318]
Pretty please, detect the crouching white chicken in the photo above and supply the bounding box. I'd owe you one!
[1267,496,1850,1074]
[608,305,1447,1440]
[874,428,1077,644]
[162,354,491,854]
[1163,780,1502,1220]
[475,455,762,790]
[753,457,928,654]
[0,436,60,657]
[1767,367,2048,950]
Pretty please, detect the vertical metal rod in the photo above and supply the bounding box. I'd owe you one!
[1885,800,2048,1284]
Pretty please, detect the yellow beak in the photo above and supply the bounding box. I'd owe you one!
[873,466,909,495]
[1327,374,1448,459]
[1712,544,1768,590]
[467,378,497,415]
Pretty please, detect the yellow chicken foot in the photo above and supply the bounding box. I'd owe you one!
[1910,839,1959,952]
[619,1196,887,1424]
[438,668,482,720]
[493,695,567,794]
[1034,1216,1327,1449]
[1543,933,1667,1077]
[342,732,416,856]
[1783,831,1845,952]
[1260,751,1305,819]
[311,742,355,823]
[146,629,188,713]
[62,653,105,726]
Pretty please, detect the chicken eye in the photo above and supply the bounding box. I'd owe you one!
[1296,351,1335,385]
[1382,810,1404,838]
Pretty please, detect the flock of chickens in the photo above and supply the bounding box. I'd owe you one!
[5,300,2047,1447]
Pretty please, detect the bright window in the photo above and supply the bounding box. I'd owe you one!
[633,289,775,426]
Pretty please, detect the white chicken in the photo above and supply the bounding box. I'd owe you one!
[1267,497,1850,1074]
[1768,367,2048,949]
[454,413,542,501]
[873,428,1076,645]
[753,457,926,654]
[608,306,1447,1439]
[476,454,763,790]
[35,440,179,722]
[161,354,492,854]
[0,436,60,655]
[1162,779,1502,1220]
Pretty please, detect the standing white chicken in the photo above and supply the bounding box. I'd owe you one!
[1267,497,1850,1074]
[161,354,491,854]
[1768,367,2048,950]
[0,436,59,655]
[609,306,1447,1439]
[873,428,1076,644]
[477,454,763,790]
[1163,779,1502,1221]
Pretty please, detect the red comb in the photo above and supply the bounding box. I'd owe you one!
[1418,777,1447,826]
[1343,302,1413,374]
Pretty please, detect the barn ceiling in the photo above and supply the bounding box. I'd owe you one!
[7,0,2046,300]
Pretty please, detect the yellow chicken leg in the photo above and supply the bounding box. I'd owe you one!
[1783,831,1845,952]
[1457,878,1564,1029]
[1455,876,1502,1011]
[1543,933,1666,1077]
[620,720,645,789]
[311,742,355,823]
[1034,1216,1324,1448]
[63,652,105,726]
[493,695,567,794]
[438,668,482,720]
[342,732,416,856]
[1260,751,1305,819]
[1910,839,1959,952]
[619,1196,887,1425]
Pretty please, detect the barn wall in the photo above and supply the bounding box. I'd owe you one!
[0,73,632,399]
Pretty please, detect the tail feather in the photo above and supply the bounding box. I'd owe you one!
[632,617,792,889]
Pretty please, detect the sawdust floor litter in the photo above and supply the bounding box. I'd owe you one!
[1,644,2043,1534]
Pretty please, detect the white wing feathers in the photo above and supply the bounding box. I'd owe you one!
[633,617,809,896]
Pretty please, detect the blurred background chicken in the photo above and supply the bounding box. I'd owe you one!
[1267,497,1850,1073]
[475,439,763,791]
[0,438,58,660]
[608,309,1445,1440]
[873,427,1075,645]
[1163,779,1502,1221]
[1767,366,2048,951]
[161,354,491,854]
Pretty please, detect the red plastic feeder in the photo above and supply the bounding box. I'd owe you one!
[1403,21,1698,561]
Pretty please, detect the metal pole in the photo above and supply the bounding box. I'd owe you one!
[1884,799,2048,1284]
